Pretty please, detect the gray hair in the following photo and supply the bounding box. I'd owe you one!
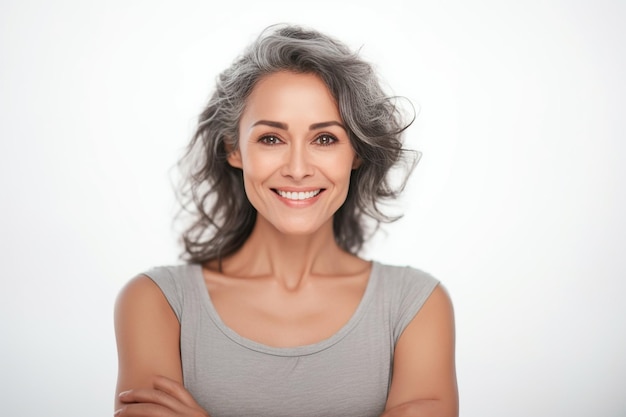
[178,24,417,264]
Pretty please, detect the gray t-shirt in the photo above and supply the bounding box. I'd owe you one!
[145,261,438,417]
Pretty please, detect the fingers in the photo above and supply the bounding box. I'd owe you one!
[115,402,171,417]
[116,377,208,417]
[118,387,179,410]
[152,375,201,408]
[115,399,208,417]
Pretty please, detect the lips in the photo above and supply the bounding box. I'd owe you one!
[272,189,324,201]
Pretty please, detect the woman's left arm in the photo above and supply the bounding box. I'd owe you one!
[382,285,459,417]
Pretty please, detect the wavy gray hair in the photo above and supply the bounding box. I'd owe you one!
[177,24,417,264]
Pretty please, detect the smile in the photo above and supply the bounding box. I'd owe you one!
[274,189,323,201]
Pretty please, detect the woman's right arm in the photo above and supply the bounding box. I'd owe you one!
[113,275,184,410]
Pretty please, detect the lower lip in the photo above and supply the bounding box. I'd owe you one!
[274,190,324,207]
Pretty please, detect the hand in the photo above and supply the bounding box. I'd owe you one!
[115,375,209,417]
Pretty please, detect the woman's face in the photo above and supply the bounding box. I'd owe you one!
[228,71,359,236]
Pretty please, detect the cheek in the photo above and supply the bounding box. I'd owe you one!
[240,158,271,183]
[327,155,357,181]
[239,152,277,194]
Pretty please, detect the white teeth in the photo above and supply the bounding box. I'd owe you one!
[277,189,321,200]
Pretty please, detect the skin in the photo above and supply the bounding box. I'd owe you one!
[114,71,458,416]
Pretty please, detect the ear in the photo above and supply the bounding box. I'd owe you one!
[225,141,243,169]
[351,155,362,170]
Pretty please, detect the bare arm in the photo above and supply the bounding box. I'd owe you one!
[114,275,183,408]
[114,275,207,416]
[382,285,458,417]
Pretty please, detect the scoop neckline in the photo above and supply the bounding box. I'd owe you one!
[190,260,380,357]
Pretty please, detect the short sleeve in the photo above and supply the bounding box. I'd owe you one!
[388,266,439,343]
[143,266,185,322]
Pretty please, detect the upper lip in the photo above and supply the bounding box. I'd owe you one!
[271,187,325,192]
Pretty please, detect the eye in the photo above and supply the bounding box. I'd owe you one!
[258,135,283,145]
[314,134,337,146]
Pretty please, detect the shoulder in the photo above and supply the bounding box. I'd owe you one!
[140,263,197,286]
[115,273,168,313]
[114,264,198,337]
[128,263,200,319]
[375,261,438,285]
[372,261,443,341]
[115,263,200,320]
[374,261,440,303]
[114,272,180,333]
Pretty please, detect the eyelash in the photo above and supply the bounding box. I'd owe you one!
[257,134,338,146]
[258,135,282,145]
[314,134,338,146]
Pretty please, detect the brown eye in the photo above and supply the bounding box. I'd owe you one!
[259,135,282,145]
[314,134,337,146]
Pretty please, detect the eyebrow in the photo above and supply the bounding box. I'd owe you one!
[252,120,288,130]
[251,120,346,131]
[310,121,346,131]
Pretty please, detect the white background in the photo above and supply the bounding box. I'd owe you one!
[1,1,624,416]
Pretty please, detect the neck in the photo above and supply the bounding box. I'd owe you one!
[218,216,348,290]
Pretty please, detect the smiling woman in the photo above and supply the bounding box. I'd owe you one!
[114,24,458,417]
[228,71,359,236]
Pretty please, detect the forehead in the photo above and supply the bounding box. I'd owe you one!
[241,71,341,126]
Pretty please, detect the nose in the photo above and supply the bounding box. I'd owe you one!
[281,142,314,180]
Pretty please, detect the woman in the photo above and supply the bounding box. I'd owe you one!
[114,25,458,417]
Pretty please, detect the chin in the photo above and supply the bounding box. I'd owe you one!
[275,225,321,236]
[270,218,329,237]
